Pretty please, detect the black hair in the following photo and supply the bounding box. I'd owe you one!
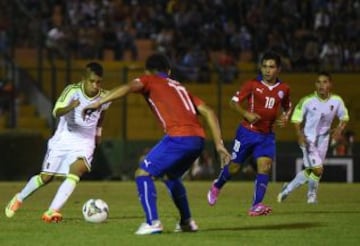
[145,53,171,73]
[260,51,282,67]
[318,71,332,81]
[85,62,103,77]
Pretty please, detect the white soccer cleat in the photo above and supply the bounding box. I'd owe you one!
[174,219,198,232]
[277,193,287,203]
[135,221,163,235]
[307,194,317,204]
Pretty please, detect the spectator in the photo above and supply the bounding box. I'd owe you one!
[45,25,68,60]
[215,48,238,84]
[114,22,138,61]
[319,38,342,71]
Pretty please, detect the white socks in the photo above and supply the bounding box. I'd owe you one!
[308,172,320,197]
[49,174,79,211]
[18,175,44,202]
[284,170,309,195]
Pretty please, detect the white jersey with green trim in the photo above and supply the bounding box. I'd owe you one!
[48,82,111,150]
[291,92,349,143]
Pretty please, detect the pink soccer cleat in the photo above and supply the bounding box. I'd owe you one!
[207,183,220,206]
[248,203,272,216]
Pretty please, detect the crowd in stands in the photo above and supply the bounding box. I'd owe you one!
[0,0,359,80]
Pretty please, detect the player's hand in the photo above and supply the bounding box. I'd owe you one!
[331,127,343,142]
[82,101,101,120]
[244,111,261,124]
[216,145,231,168]
[276,114,288,128]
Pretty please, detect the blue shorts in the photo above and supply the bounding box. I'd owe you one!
[140,135,204,179]
[231,125,275,164]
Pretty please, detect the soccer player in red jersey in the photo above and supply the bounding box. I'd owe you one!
[207,51,292,216]
[83,54,231,235]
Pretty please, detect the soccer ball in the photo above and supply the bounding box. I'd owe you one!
[82,198,109,223]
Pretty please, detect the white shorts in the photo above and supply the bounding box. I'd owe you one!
[301,134,329,168]
[41,147,93,176]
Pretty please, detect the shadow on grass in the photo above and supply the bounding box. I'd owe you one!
[204,222,325,231]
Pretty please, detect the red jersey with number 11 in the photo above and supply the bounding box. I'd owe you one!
[231,78,291,133]
[134,74,206,137]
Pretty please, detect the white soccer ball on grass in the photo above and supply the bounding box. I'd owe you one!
[82,198,109,223]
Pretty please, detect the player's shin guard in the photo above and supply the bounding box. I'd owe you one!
[214,165,232,189]
[136,176,158,225]
[18,174,45,201]
[164,178,191,223]
[308,172,320,198]
[252,174,269,206]
[285,170,309,194]
[49,174,79,211]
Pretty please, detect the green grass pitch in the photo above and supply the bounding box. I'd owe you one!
[0,181,359,245]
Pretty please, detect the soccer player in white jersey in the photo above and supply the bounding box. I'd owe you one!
[277,71,349,204]
[5,62,110,222]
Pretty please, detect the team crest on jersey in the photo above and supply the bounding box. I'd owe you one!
[278,90,284,99]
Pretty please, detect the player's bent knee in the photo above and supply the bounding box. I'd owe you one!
[228,162,241,174]
[39,173,54,184]
[312,167,323,177]
[135,168,150,177]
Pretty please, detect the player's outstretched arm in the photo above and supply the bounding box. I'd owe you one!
[197,103,231,167]
[82,79,143,120]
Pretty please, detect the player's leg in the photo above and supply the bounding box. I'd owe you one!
[134,138,173,235]
[42,158,89,223]
[307,166,323,204]
[278,145,313,203]
[248,133,275,216]
[208,126,252,206]
[278,168,311,203]
[208,161,240,206]
[5,174,53,218]
[5,149,58,218]
[134,168,163,235]
[164,137,203,232]
[307,137,327,203]
[163,177,198,232]
[248,156,273,216]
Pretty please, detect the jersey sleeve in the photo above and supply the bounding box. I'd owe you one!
[231,80,253,104]
[335,96,350,122]
[52,84,77,117]
[291,97,307,123]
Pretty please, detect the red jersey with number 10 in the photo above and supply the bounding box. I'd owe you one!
[135,74,206,137]
[231,78,291,133]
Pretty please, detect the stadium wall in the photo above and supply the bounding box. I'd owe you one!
[0,135,359,182]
